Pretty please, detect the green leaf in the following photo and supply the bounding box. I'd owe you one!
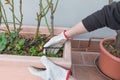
[30,46,39,56]
[0,33,7,51]
[18,39,25,46]
[8,31,18,43]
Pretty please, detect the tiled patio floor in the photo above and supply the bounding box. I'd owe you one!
[71,51,110,80]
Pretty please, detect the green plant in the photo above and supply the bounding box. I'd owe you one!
[0,0,23,34]
[15,39,25,50]
[0,0,61,57]
[35,0,59,39]
[0,33,7,51]
[30,46,39,56]
[0,4,1,25]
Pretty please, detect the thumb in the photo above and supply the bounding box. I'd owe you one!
[40,56,55,68]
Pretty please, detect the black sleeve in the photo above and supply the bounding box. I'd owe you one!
[82,1,120,32]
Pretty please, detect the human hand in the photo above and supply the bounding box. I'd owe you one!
[43,31,70,54]
[28,56,72,80]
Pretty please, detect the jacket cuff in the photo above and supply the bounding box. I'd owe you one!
[66,70,72,80]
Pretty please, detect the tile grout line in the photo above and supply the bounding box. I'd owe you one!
[81,52,86,65]
[72,65,77,80]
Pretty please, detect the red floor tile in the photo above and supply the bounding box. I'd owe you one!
[72,66,109,80]
[71,51,110,80]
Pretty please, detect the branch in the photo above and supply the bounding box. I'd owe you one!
[0,1,11,34]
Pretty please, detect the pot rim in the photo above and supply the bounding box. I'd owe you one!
[100,37,120,62]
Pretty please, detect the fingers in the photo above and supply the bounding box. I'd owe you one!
[43,37,58,54]
[43,32,66,54]
[43,43,63,54]
[43,47,59,54]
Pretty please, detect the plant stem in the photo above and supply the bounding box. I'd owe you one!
[44,15,52,35]
[50,2,54,37]
[35,13,42,39]
[115,30,120,48]
[35,0,50,40]
[10,0,16,30]
[52,0,58,13]
[50,0,59,37]
[0,1,11,34]
[18,0,23,32]
[8,0,23,33]
[35,0,42,39]
[0,4,1,25]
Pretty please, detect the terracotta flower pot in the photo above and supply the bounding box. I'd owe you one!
[0,25,71,80]
[98,38,120,80]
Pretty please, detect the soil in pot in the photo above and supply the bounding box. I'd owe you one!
[103,40,120,58]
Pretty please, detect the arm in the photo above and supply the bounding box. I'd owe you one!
[65,21,88,38]
[66,1,120,38]
[43,1,120,54]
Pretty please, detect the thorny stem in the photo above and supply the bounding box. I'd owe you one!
[44,0,52,36]
[35,0,59,39]
[50,0,59,37]
[10,0,16,30]
[0,0,23,35]
[44,16,51,35]
[52,0,58,13]
[0,4,1,25]
[18,0,23,32]
[43,0,59,37]
[35,0,42,39]
[9,0,23,32]
[0,1,11,34]
[50,2,54,37]
[35,0,51,39]
[115,30,120,49]
[35,13,42,39]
